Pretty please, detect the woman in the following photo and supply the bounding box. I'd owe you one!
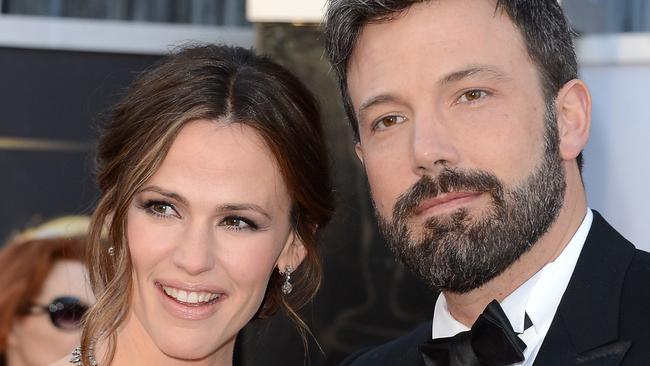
[0,216,94,366]
[66,44,334,365]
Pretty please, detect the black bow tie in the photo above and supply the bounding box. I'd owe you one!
[419,300,527,366]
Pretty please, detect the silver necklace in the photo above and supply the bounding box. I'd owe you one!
[70,346,98,366]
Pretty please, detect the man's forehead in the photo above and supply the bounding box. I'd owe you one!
[349,0,520,63]
[347,0,529,88]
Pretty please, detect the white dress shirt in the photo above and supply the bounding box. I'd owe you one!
[431,209,593,365]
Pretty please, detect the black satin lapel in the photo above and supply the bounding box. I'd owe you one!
[419,341,449,366]
[575,340,632,366]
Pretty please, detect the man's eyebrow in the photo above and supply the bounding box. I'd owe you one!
[358,94,404,120]
[356,66,509,120]
[139,185,189,206]
[438,65,511,86]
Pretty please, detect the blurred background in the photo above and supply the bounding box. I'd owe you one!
[0,0,648,365]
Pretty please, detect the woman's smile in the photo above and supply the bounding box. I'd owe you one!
[155,281,227,320]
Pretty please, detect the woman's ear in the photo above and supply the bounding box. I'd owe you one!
[555,79,591,162]
[276,230,307,272]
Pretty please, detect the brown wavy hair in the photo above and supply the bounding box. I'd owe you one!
[81,44,334,364]
[0,218,87,361]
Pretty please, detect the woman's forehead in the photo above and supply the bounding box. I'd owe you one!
[144,120,292,213]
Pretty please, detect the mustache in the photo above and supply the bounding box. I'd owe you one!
[392,168,504,221]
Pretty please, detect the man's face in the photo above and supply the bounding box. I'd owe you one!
[347,0,566,292]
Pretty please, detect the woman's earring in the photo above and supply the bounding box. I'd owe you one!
[108,246,115,257]
[281,265,293,295]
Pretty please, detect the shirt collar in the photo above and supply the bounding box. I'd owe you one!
[432,209,593,338]
[524,209,593,332]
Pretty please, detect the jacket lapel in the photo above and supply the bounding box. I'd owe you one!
[574,340,631,365]
[417,293,441,366]
[534,211,634,365]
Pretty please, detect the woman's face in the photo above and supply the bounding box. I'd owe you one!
[7,260,93,366]
[124,120,304,362]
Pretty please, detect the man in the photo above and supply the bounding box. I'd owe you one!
[323,0,650,365]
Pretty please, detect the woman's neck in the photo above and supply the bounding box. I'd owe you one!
[100,312,234,366]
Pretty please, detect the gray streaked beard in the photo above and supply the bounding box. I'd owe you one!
[375,106,566,293]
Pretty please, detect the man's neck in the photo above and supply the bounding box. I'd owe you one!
[443,174,588,327]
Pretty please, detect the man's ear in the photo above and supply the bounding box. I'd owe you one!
[276,230,307,273]
[555,79,591,161]
[355,142,364,166]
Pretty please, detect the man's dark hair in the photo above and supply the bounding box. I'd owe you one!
[323,0,583,171]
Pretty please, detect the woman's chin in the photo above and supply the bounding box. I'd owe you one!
[156,335,234,363]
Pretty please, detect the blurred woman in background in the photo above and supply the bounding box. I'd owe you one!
[0,216,94,366]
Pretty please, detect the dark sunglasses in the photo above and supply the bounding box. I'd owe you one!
[26,296,89,330]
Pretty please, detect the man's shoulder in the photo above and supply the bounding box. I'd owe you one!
[621,247,650,304]
[627,246,650,276]
[614,248,650,364]
[581,211,650,305]
[340,321,431,366]
[589,211,650,286]
[557,211,650,364]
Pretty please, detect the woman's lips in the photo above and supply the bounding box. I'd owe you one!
[414,192,482,216]
[155,281,227,320]
[161,285,221,304]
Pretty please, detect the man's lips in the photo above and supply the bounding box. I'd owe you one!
[414,192,482,215]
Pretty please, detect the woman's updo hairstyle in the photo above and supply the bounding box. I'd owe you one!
[81,44,334,364]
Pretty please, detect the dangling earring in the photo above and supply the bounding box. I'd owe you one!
[281,265,293,295]
[108,246,115,257]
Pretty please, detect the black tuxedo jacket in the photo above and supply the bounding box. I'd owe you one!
[341,211,650,365]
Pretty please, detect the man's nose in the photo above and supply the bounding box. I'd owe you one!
[410,114,460,176]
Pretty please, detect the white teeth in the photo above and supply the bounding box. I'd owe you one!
[187,292,198,303]
[177,290,188,302]
[163,286,177,298]
[162,286,220,304]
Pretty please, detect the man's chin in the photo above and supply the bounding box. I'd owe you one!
[414,207,493,235]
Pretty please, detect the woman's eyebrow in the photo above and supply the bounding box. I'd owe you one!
[138,185,189,206]
[139,187,273,220]
[216,204,272,220]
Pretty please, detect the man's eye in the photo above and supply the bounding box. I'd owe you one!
[373,115,406,131]
[458,90,488,103]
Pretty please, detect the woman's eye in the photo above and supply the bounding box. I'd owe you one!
[221,217,257,231]
[373,115,406,131]
[458,90,488,103]
[144,201,177,218]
